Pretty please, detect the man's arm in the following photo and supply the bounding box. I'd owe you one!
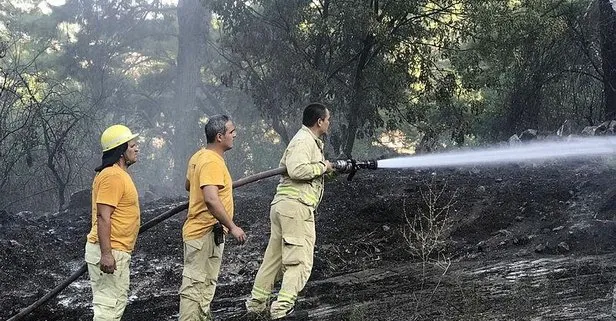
[96,203,116,273]
[286,139,332,180]
[202,185,246,244]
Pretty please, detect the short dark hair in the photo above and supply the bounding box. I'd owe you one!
[205,114,231,143]
[302,103,328,127]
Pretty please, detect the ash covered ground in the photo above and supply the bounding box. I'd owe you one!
[4,159,616,320]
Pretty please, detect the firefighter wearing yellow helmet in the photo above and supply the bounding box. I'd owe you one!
[85,124,140,321]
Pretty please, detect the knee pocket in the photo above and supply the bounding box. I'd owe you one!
[180,277,217,301]
[282,236,304,265]
[92,294,119,320]
[93,294,117,308]
[183,238,223,282]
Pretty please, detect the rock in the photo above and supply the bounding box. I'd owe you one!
[581,126,598,136]
[476,186,486,193]
[515,216,524,222]
[67,189,91,209]
[552,226,565,232]
[597,121,610,135]
[508,134,521,145]
[608,120,616,134]
[15,211,33,222]
[582,122,613,136]
[493,229,511,237]
[557,242,570,252]
[535,244,546,253]
[382,225,390,232]
[476,241,486,252]
[519,129,538,141]
[556,120,574,137]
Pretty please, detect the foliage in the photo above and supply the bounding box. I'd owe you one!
[450,0,603,140]
[1,0,615,211]
[210,0,473,156]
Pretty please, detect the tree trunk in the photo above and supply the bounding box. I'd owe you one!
[343,34,374,158]
[172,0,209,186]
[310,0,329,102]
[505,79,543,136]
[271,114,290,146]
[600,0,616,119]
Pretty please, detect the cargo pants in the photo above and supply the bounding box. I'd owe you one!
[84,242,131,321]
[246,199,316,319]
[179,229,224,321]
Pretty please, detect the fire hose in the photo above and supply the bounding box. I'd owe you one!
[7,160,376,321]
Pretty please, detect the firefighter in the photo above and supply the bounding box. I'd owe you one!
[84,124,140,321]
[179,114,247,321]
[246,103,334,319]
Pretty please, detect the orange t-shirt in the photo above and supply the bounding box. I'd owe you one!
[183,148,234,241]
[87,164,140,252]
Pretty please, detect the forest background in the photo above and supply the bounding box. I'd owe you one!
[2,0,616,212]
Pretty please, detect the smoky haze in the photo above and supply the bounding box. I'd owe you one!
[1,0,616,215]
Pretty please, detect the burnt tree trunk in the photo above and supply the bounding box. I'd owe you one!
[600,0,616,119]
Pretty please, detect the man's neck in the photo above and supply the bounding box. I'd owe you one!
[206,144,225,157]
[116,159,128,171]
[308,126,322,138]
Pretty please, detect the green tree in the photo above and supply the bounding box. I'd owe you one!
[211,0,468,156]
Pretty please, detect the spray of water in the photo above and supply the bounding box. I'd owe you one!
[377,136,616,169]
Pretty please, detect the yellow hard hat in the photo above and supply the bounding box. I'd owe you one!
[100,124,139,152]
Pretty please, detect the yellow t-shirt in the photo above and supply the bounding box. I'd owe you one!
[87,164,141,252]
[183,148,234,241]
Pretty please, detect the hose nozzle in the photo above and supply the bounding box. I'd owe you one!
[331,159,378,180]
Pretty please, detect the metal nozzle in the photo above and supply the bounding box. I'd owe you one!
[330,158,378,181]
[354,159,377,170]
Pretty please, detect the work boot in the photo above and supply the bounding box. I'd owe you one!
[244,298,269,320]
[241,311,268,321]
[269,307,309,320]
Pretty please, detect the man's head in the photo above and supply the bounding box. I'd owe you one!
[302,103,330,136]
[96,124,139,171]
[205,114,236,151]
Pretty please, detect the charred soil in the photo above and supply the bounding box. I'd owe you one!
[3,159,616,320]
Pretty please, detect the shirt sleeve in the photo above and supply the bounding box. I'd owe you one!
[198,160,226,189]
[186,162,194,181]
[95,173,124,207]
[285,138,326,180]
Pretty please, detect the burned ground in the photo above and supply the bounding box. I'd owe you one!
[3,159,616,320]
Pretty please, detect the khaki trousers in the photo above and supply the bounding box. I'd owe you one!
[247,200,316,318]
[179,229,224,321]
[612,284,616,317]
[84,242,131,321]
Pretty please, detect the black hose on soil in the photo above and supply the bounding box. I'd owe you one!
[6,167,286,321]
